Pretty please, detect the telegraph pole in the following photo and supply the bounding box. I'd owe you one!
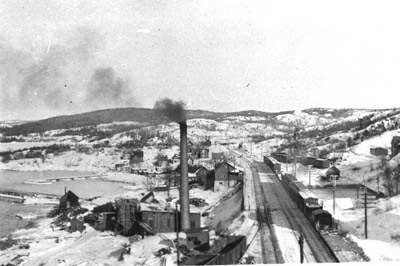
[175,202,180,265]
[332,175,337,215]
[298,235,304,263]
[364,190,368,239]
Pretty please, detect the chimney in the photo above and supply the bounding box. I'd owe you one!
[179,121,190,231]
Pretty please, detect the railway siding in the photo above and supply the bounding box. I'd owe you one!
[255,161,339,263]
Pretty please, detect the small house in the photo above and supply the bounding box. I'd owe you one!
[131,149,144,164]
[314,158,330,169]
[70,217,85,233]
[391,136,400,157]
[59,190,80,209]
[321,166,340,181]
[214,161,240,192]
[370,147,388,156]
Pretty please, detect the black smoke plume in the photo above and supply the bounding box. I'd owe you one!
[154,98,187,124]
[0,27,138,119]
[86,67,135,109]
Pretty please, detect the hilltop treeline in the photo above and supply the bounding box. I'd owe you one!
[0,108,278,136]
[1,108,162,136]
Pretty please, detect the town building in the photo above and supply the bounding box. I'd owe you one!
[321,166,340,181]
[214,161,242,192]
[70,217,85,233]
[59,190,80,209]
[391,136,400,157]
[140,206,201,233]
[314,158,330,169]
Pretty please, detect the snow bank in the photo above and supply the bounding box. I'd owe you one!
[351,235,400,262]
[352,129,400,155]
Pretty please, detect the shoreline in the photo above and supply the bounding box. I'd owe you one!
[0,216,42,250]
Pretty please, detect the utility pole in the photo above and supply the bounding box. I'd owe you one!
[332,175,337,215]
[167,173,171,199]
[298,235,304,263]
[286,149,288,172]
[175,202,180,265]
[364,190,368,239]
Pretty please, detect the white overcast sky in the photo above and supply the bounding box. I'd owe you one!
[1,0,400,120]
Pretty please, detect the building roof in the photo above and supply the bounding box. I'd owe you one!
[140,192,159,203]
[326,166,340,176]
[60,190,79,202]
[215,161,240,173]
[175,164,202,174]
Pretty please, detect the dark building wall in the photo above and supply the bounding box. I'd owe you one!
[115,199,139,235]
[196,168,208,185]
[391,137,400,157]
[142,211,176,233]
[59,191,79,209]
[215,163,229,181]
[314,159,329,169]
[141,210,201,233]
[70,218,84,233]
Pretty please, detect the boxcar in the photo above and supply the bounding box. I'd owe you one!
[311,209,332,229]
[264,156,281,174]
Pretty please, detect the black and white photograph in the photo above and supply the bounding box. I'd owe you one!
[1,0,400,265]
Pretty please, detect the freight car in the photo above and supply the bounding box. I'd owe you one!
[263,156,281,174]
[279,173,332,230]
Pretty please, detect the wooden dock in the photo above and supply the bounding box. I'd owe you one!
[23,174,106,184]
[0,188,60,203]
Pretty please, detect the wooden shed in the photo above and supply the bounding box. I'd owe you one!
[59,190,80,209]
[115,198,139,236]
[314,159,330,169]
[70,217,84,233]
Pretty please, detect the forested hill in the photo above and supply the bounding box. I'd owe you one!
[0,107,281,136]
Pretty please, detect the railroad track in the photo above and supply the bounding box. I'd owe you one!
[255,161,339,263]
[248,162,282,264]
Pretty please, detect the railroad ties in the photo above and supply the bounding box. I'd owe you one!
[254,161,339,263]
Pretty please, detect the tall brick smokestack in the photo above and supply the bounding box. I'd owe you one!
[154,98,190,231]
[179,121,190,230]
